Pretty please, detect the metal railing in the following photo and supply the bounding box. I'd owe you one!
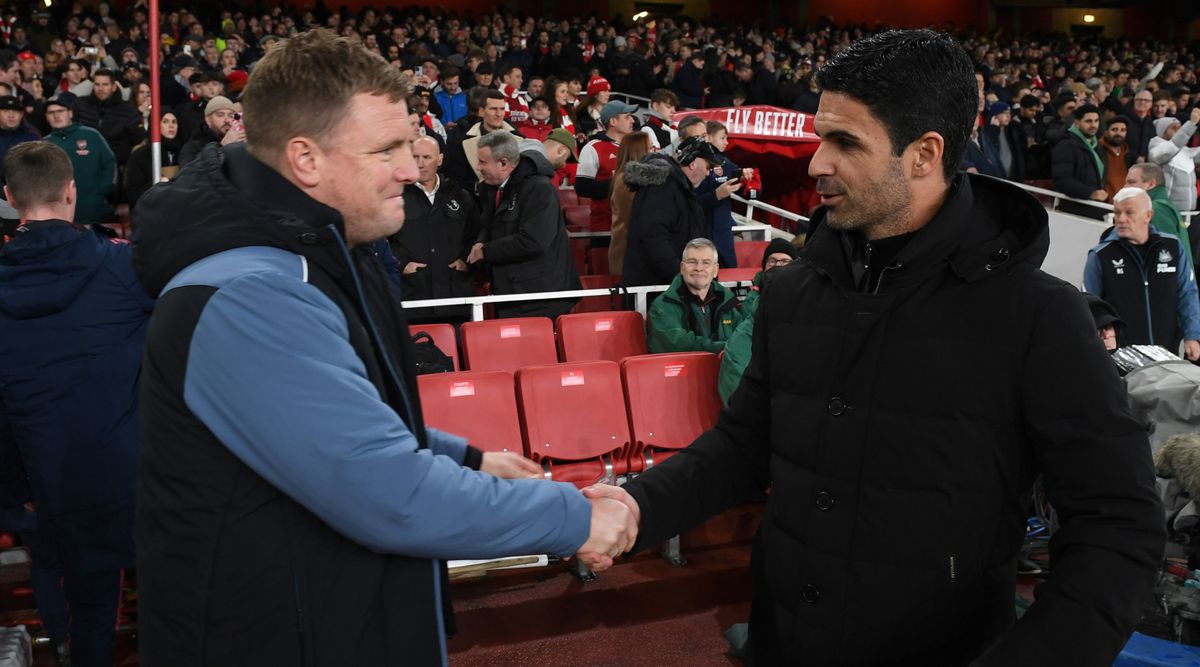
[568,220,781,242]
[402,279,757,322]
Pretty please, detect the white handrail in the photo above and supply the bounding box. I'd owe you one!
[568,221,780,242]
[403,279,757,322]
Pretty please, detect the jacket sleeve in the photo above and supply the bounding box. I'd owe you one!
[124,149,151,211]
[481,181,559,264]
[1149,126,1193,164]
[1082,250,1103,294]
[972,286,1164,666]
[98,133,117,197]
[1174,242,1200,341]
[1050,141,1097,199]
[624,284,774,549]
[717,315,755,403]
[181,271,592,559]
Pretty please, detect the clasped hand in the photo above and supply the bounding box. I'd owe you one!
[575,484,641,571]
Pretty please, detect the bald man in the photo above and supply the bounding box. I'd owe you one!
[392,135,480,320]
[1084,186,1200,358]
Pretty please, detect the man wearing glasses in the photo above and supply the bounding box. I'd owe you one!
[646,237,747,354]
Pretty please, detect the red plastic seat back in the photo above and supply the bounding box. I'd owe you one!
[573,275,621,314]
[408,324,459,371]
[557,188,579,208]
[621,352,722,471]
[564,205,591,230]
[460,318,557,372]
[586,247,610,276]
[418,371,523,455]
[517,361,631,486]
[734,241,770,269]
[557,311,646,363]
[718,267,759,283]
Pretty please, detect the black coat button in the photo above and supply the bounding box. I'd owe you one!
[801,584,821,603]
[827,397,847,416]
[815,491,836,511]
[299,232,320,245]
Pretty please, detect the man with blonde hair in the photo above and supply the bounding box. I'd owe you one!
[1084,186,1200,358]
[132,29,634,666]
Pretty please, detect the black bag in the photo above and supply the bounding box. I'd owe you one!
[410,332,454,375]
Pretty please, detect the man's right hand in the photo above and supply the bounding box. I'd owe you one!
[221,127,247,146]
[716,178,742,200]
[403,262,427,275]
[576,487,639,571]
[1091,190,1109,202]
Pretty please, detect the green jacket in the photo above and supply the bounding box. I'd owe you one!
[1148,184,1190,267]
[718,271,763,402]
[647,273,745,354]
[45,123,115,224]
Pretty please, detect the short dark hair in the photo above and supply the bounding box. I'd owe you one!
[499,63,521,79]
[562,68,583,84]
[1051,93,1076,111]
[440,65,460,80]
[1073,104,1099,120]
[5,142,73,209]
[677,114,705,136]
[471,87,504,114]
[1108,115,1132,129]
[651,88,678,106]
[0,49,15,72]
[92,68,117,84]
[815,29,976,181]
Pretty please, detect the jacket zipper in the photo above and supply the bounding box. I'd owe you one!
[1123,242,1156,341]
[872,263,902,295]
[327,226,450,666]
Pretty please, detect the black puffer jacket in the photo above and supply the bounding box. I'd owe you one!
[620,153,706,286]
[73,93,145,165]
[623,173,1164,666]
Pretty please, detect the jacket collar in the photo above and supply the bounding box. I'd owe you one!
[225,144,344,232]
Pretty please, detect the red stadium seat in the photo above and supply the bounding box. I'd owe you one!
[718,267,759,283]
[517,360,631,485]
[418,370,524,455]
[587,247,610,276]
[573,274,622,313]
[460,317,557,372]
[570,237,589,277]
[564,204,591,230]
[621,352,722,473]
[557,311,646,363]
[734,241,770,269]
[408,324,459,370]
[557,188,579,208]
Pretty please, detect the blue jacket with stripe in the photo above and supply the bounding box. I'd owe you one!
[132,143,591,667]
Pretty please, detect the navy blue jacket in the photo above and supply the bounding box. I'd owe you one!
[695,152,741,267]
[0,221,152,570]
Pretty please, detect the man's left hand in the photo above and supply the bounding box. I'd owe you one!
[466,243,485,264]
[1185,340,1200,361]
[449,259,468,271]
[480,451,543,479]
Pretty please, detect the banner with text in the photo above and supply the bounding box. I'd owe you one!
[673,106,819,143]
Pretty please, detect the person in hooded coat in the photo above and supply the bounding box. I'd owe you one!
[621,136,715,286]
[587,30,1163,667]
[0,142,153,666]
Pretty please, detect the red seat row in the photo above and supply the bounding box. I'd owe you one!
[417,353,722,487]
[410,312,647,373]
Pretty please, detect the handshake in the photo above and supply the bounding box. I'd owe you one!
[575,484,641,571]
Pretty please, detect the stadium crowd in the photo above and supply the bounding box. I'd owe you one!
[0,3,1195,664]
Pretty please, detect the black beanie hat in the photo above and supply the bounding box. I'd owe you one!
[762,237,798,270]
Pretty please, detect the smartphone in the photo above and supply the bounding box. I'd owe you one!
[230,112,244,134]
[182,44,192,55]
[83,46,98,56]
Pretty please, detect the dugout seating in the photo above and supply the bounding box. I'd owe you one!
[409,324,460,370]
[418,370,524,455]
[621,352,722,473]
[461,317,557,372]
[556,311,646,363]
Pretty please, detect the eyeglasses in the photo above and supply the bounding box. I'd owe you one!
[764,258,792,267]
[682,258,716,267]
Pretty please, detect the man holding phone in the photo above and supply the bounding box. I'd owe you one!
[179,95,244,166]
[695,119,745,267]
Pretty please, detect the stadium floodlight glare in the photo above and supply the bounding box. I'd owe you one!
[1083,14,1095,23]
